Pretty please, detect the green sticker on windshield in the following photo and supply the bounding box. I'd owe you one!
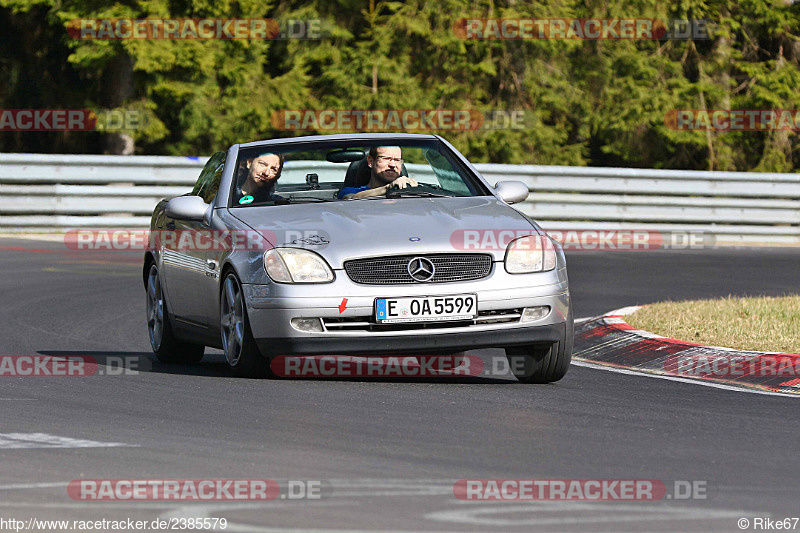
[239,195,254,205]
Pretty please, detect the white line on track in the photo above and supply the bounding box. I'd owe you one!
[217,503,754,533]
[0,501,179,509]
[156,479,763,533]
[328,479,453,485]
[0,482,66,490]
[571,359,799,398]
[0,433,137,449]
[425,502,751,527]
[223,525,466,533]
[0,479,762,532]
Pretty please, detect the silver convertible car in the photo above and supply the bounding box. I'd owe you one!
[143,134,573,382]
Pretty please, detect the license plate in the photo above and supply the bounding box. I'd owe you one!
[375,294,477,324]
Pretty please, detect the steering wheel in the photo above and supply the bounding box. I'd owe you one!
[386,182,448,195]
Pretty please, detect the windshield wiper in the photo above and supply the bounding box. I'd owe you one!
[386,191,454,198]
[273,196,335,204]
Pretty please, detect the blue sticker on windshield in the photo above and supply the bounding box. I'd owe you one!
[239,195,254,205]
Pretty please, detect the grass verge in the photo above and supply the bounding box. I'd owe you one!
[625,295,800,353]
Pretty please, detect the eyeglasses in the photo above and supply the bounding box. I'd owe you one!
[375,156,403,164]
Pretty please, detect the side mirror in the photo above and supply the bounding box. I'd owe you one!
[166,196,208,222]
[494,181,529,204]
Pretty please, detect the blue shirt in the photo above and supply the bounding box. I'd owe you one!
[337,186,370,199]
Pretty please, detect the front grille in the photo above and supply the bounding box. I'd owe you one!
[343,254,493,284]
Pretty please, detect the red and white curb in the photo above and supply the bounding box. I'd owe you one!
[573,306,800,398]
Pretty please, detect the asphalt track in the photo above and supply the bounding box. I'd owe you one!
[0,238,798,532]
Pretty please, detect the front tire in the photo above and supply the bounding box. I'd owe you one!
[220,271,272,378]
[146,263,205,364]
[505,311,573,384]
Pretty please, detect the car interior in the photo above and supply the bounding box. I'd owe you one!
[231,145,476,206]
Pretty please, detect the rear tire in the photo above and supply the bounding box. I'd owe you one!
[220,271,273,378]
[146,263,205,364]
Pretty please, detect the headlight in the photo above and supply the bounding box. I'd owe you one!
[264,248,334,283]
[504,235,557,274]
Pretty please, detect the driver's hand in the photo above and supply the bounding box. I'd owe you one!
[389,176,418,189]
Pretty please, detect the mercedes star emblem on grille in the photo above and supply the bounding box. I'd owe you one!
[407,257,435,282]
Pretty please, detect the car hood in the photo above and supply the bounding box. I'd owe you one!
[229,196,540,268]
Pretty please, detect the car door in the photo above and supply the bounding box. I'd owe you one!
[162,152,226,326]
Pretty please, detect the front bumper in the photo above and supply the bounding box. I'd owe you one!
[243,272,570,355]
[256,321,566,355]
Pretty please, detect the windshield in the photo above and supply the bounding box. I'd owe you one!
[229,139,489,207]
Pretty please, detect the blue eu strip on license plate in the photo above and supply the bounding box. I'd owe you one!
[375,294,477,324]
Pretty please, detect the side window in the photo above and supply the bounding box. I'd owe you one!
[191,152,226,203]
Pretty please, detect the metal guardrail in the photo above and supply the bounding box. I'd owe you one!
[1,153,798,243]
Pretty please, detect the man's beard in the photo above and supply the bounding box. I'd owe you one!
[376,169,399,184]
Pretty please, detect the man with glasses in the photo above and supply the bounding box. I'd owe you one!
[337,146,418,199]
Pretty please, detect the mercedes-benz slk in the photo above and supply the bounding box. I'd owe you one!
[143,133,572,382]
